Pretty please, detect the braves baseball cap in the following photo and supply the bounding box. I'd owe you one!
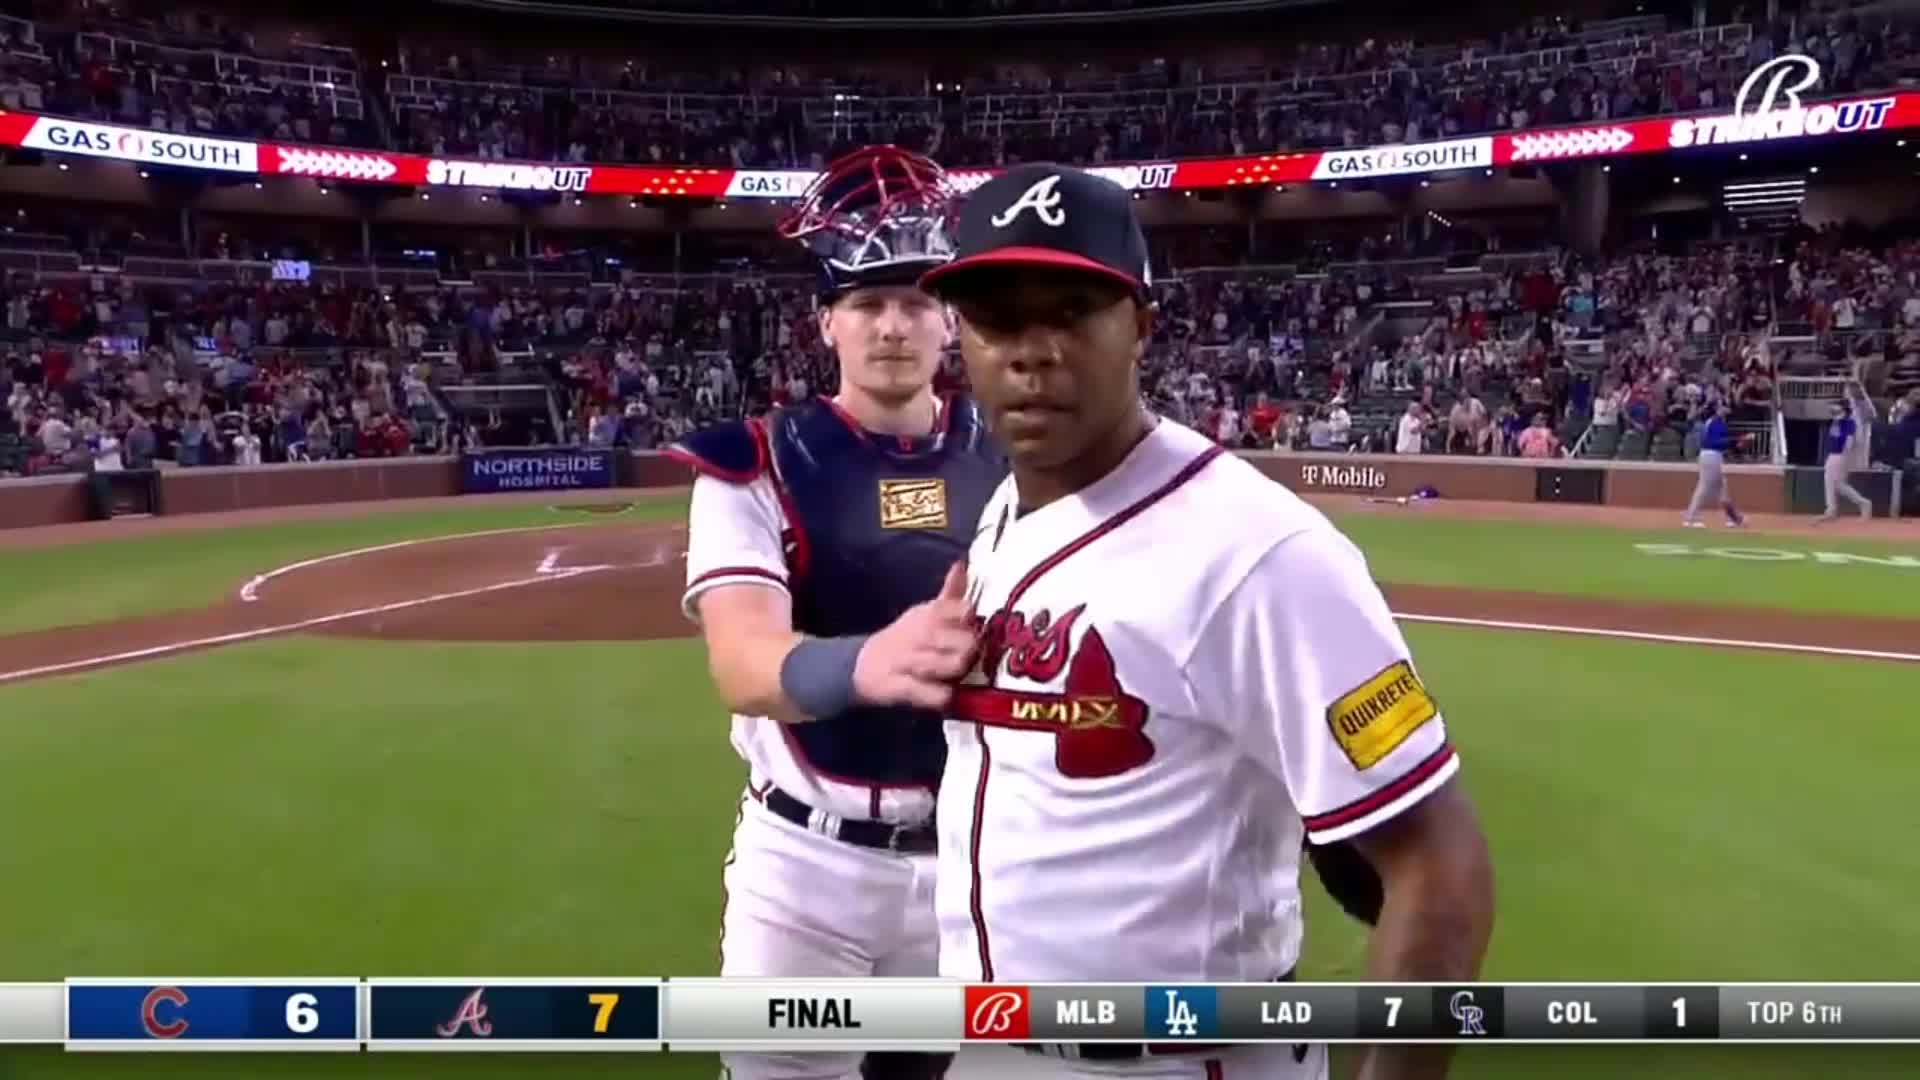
[918,163,1152,300]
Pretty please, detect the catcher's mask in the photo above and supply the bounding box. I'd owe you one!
[777,145,957,305]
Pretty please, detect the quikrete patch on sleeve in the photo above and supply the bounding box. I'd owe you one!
[1326,660,1438,770]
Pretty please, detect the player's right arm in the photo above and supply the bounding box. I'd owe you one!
[683,477,806,723]
[678,444,976,722]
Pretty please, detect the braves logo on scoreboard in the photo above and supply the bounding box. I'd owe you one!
[436,987,495,1038]
[140,986,189,1038]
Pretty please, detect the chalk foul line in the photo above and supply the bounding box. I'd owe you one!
[239,523,597,603]
[9,582,1912,688]
[2,568,609,685]
[1392,612,1920,663]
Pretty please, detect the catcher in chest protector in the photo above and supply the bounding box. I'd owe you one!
[671,145,1005,1080]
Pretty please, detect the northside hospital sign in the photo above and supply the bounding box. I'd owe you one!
[0,54,1910,199]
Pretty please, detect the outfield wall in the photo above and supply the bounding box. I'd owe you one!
[3,450,1908,531]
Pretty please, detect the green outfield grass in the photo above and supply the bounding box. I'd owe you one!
[1,497,1915,640]
[2,625,1916,1078]
[1336,514,1920,619]
[0,496,688,636]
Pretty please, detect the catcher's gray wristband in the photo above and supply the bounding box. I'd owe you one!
[779,635,870,719]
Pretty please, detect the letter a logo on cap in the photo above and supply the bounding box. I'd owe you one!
[991,175,1066,228]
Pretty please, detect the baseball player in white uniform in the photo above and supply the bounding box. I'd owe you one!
[672,148,1003,1080]
[914,165,1497,1080]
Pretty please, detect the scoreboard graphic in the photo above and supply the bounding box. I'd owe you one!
[2,981,1918,1050]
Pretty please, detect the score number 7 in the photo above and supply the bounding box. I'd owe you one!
[1384,996,1402,1027]
[589,992,620,1034]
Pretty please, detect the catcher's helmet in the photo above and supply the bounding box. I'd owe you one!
[777,145,957,303]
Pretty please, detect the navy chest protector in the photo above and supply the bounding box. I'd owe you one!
[674,397,1006,789]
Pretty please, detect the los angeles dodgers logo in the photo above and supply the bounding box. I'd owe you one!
[1164,990,1199,1036]
[990,175,1066,228]
[436,987,494,1038]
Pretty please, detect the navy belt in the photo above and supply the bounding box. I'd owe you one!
[757,785,937,855]
[1017,967,1296,1061]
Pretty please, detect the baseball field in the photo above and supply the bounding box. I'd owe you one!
[1,487,1916,1079]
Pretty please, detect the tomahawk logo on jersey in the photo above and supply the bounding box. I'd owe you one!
[937,421,1460,984]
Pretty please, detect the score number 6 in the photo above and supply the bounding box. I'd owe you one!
[286,992,320,1034]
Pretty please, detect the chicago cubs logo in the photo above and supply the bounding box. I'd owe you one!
[141,986,190,1038]
[952,621,1155,779]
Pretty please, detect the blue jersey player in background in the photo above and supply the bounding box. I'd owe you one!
[1819,395,1874,522]
[1682,399,1744,528]
[668,146,1004,1080]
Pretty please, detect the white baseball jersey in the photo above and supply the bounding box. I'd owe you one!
[937,419,1458,983]
[683,472,937,825]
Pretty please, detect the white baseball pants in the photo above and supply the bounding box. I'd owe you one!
[1824,453,1873,517]
[719,792,940,1080]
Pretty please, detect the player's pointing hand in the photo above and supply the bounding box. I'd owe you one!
[852,561,979,710]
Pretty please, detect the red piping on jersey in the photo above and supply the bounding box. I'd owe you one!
[760,421,813,578]
[1205,1059,1225,1080]
[687,566,786,594]
[1301,743,1457,835]
[966,725,996,979]
[965,441,1224,982]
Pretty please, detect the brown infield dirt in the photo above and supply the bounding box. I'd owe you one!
[0,492,1915,685]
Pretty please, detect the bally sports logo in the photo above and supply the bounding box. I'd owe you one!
[1669,54,1896,148]
[965,986,1031,1039]
[1299,464,1388,490]
[23,118,258,173]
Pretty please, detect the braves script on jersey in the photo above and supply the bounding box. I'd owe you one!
[937,420,1460,982]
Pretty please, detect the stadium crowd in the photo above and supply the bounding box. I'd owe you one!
[10,221,1920,478]
[2,0,1918,475]
[0,1,1912,168]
